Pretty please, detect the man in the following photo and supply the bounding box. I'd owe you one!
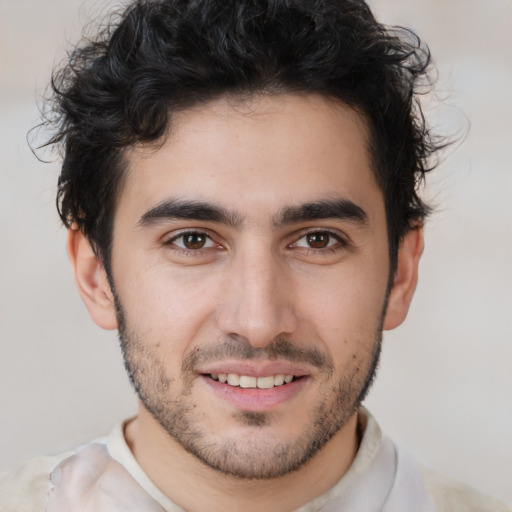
[0,0,508,510]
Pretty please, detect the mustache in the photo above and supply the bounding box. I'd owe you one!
[182,338,334,374]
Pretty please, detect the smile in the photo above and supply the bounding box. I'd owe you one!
[209,373,296,389]
[203,371,307,411]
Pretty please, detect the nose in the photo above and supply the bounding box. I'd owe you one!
[216,246,298,348]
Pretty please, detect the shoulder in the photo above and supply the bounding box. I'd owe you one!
[420,465,511,512]
[0,451,72,512]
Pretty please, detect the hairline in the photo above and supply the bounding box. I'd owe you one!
[95,90,407,282]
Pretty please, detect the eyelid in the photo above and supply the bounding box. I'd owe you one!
[163,229,223,250]
[161,227,349,255]
[288,228,348,248]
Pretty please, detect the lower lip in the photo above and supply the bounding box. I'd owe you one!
[201,375,308,412]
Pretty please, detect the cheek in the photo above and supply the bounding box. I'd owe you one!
[294,264,387,359]
[117,261,222,346]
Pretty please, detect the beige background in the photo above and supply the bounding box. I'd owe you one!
[1,0,511,504]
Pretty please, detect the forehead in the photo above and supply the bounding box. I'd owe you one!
[118,93,383,225]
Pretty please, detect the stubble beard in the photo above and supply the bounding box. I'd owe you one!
[115,298,383,480]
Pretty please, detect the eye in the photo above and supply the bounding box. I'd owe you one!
[168,231,217,250]
[293,231,341,249]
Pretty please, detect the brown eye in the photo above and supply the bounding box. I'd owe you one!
[183,233,207,249]
[170,232,216,250]
[306,232,331,248]
[292,231,343,251]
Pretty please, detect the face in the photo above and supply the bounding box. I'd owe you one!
[107,94,393,478]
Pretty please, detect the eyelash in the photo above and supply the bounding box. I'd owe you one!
[163,229,348,256]
[163,231,222,256]
[289,230,348,254]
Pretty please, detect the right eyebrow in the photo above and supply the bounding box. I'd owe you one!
[274,198,368,227]
[137,198,243,229]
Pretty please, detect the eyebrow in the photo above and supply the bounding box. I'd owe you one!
[138,197,367,229]
[275,199,368,227]
[138,198,243,228]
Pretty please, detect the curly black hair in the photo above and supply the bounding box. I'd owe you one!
[45,0,442,275]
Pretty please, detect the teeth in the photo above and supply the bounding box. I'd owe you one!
[273,374,285,386]
[239,376,257,388]
[210,373,295,388]
[257,376,275,389]
[227,374,240,386]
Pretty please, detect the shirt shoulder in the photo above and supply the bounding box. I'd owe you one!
[0,451,72,512]
[420,465,511,512]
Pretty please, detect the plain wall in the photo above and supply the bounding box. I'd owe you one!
[1,0,511,504]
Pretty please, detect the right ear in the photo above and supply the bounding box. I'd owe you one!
[66,227,118,330]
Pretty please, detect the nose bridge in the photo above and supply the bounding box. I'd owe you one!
[218,241,297,347]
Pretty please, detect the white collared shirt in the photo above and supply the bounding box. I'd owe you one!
[0,408,508,511]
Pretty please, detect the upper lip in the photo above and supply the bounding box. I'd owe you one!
[197,361,311,378]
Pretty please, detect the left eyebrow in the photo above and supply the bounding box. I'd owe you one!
[137,198,243,228]
[274,199,368,227]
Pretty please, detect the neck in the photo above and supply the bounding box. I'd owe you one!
[125,404,361,512]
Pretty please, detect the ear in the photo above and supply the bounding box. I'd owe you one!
[67,228,118,330]
[383,226,424,330]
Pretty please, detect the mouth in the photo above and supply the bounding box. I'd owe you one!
[200,369,308,412]
[207,373,299,389]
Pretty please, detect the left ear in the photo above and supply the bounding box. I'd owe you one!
[383,226,424,330]
[67,227,118,331]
